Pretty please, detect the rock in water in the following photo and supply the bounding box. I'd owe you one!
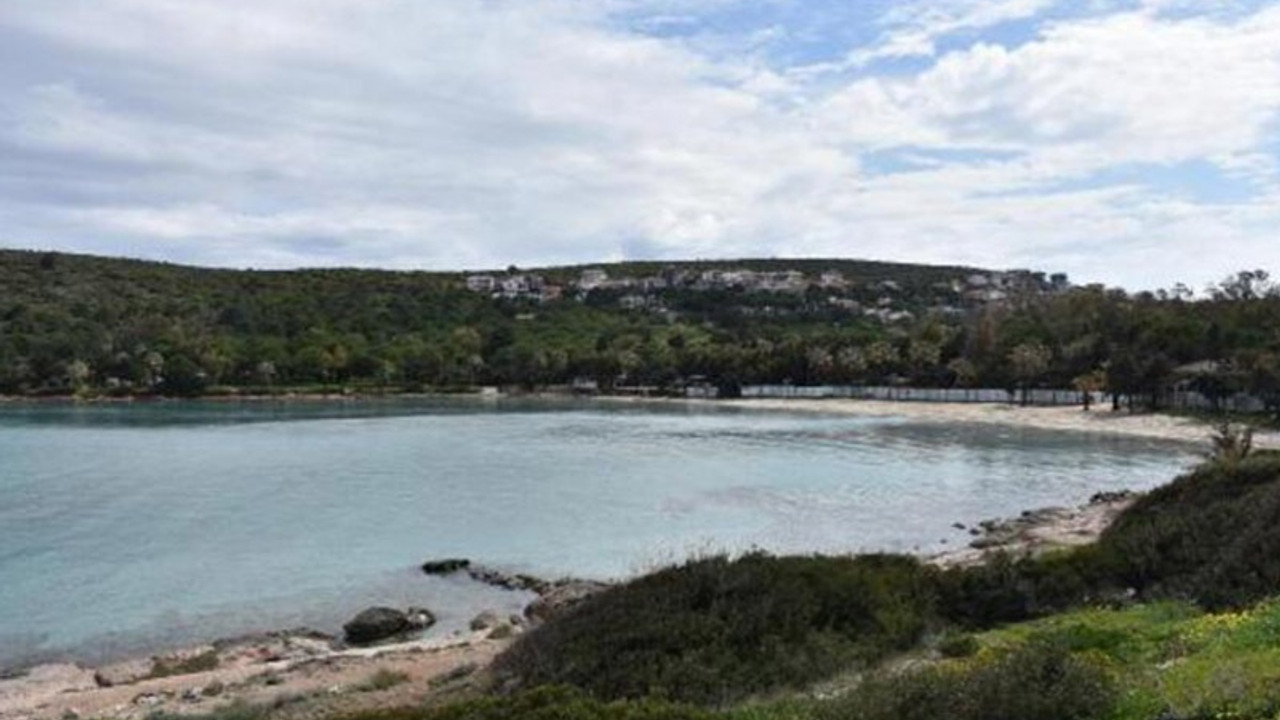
[343,607,435,645]
[420,558,471,575]
[470,610,502,631]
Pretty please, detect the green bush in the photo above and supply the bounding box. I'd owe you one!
[939,453,1280,627]
[495,553,941,705]
[341,686,716,720]
[935,632,979,659]
[1098,451,1280,609]
[823,640,1116,720]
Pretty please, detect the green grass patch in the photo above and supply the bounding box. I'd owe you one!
[339,686,719,720]
[821,638,1117,720]
[970,598,1280,720]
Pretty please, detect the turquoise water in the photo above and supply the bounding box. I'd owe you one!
[0,398,1193,668]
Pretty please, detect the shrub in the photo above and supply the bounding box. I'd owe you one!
[935,632,978,659]
[1206,421,1255,464]
[939,453,1280,624]
[340,686,717,720]
[823,640,1117,720]
[1097,451,1280,608]
[495,553,941,705]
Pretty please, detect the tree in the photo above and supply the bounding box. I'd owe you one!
[1008,342,1051,406]
[1210,270,1275,301]
[907,340,942,383]
[947,358,979,388]
[1071,368,1106,411]
[66,359,91,396]
[864,341,899,381]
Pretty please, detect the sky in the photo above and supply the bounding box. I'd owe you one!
[1,1,1279,290]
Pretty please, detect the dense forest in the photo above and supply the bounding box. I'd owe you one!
[1,249,1278,414]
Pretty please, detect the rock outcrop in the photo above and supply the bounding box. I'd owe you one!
[342,607,435,646]
[524,581,608,623]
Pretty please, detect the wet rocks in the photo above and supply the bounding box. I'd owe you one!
[469,610,502,632]
[1089,489,1136,505]
[466,567,550,594]
[342,607,435,646]
[443,562,611,625]
[420,558,471,575]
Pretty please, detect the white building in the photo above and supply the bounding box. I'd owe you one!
[465,275,496,292]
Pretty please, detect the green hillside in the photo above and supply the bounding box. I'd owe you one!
[1,249,1278,416]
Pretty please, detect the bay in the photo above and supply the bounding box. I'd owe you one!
[0,398,1193,668]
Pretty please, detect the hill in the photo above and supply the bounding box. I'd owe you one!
[0,249,1050,397]
[1,249,1278,419]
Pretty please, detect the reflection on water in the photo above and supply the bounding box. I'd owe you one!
[0,398,1194,668]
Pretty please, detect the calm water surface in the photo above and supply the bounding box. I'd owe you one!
[0,398,1194,667]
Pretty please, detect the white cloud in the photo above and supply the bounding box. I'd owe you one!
[0,1,1277,289]
[846,0,1060,66]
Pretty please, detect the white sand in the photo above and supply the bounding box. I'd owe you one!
[604,396,1280,449]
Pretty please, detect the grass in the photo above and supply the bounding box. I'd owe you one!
[337,686,720,720]
[970,598,1280,720]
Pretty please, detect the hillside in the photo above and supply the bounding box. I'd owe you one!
[0,249,1052,397]
[1,250,1278,419]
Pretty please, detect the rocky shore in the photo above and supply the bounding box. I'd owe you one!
[0,564,607,720]
[0,496,1137,720]
[928,490,1139,568]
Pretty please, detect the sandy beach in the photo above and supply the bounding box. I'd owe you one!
[599,396,1280,449]
[0,629,513,720]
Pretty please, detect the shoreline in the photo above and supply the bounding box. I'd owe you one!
[0,564,604,720]
[593,395,1280,448]
[4,391,1271,448]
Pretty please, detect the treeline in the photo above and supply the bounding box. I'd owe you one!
[1,250,1278,414]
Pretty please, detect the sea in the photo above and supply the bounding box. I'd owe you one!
[0,397,1196,669]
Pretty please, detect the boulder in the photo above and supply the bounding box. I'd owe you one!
[470,610,502,632]
[421,558,471,575]
[343,606,435,645]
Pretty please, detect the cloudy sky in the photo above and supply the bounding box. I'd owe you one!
[2,1,1278,289]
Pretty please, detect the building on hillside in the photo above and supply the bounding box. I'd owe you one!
[578,269,609,290]
[465,275,496,292]
[818,270,848,289]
